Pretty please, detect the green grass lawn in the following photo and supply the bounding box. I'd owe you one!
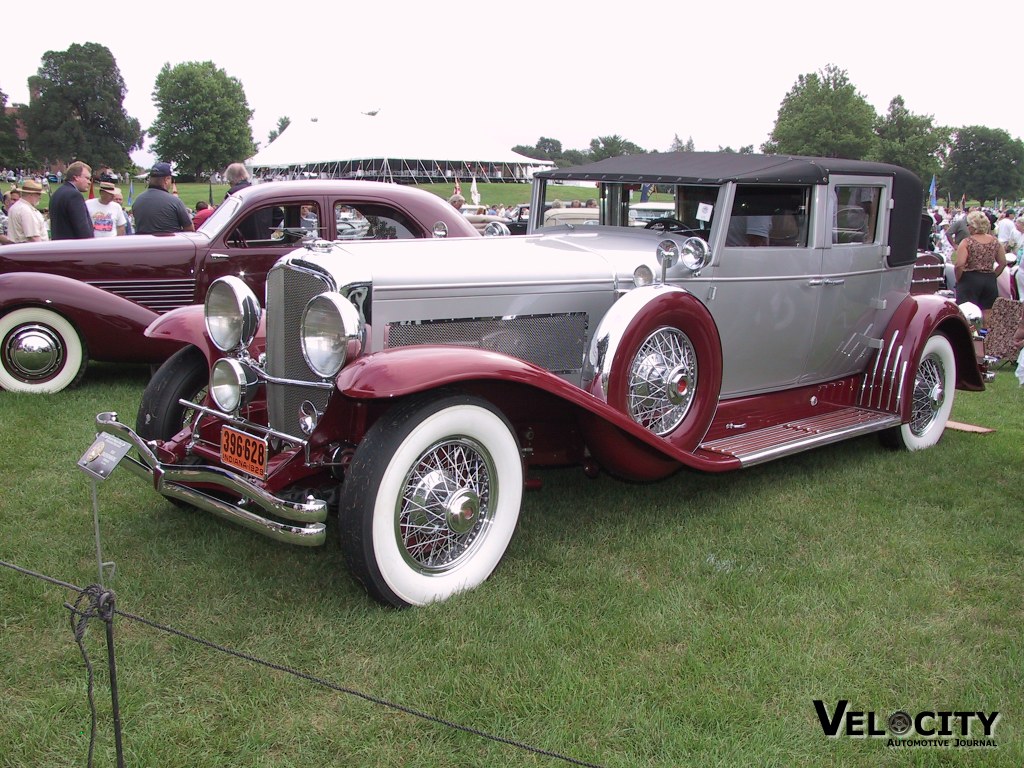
[1,366,1021,767]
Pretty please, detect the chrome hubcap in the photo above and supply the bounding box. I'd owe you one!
[3,324,64,381]
[398,438,494,574]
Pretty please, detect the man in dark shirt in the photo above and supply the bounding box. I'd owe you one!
[49,161,94,240]
[132,162,194,234]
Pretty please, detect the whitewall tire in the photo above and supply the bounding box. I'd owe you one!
[881,333,956,451]
[0,308,87,393]
[339,393,523,607]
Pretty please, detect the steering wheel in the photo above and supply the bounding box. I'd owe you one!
[230,228,247,248]
[645,217,693,234]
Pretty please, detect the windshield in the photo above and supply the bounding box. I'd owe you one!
[198,196,242,237]
[533,180,720,233]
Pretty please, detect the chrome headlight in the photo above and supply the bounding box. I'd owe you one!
[210,358,260,413]
[301,293,363,378]
[205,276,261,352]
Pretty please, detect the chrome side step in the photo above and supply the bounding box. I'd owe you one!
[699,408,901,467]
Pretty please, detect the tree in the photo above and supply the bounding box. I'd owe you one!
[942,126,1024,205]
[669,134,695,152]
[511,136,563,162]
[22,43,142,170]
[150,61,255,178]
[587,135,646,161]
[0,88,32,169]
[762,64,877,159]
[872,96,948,190]
[718,145,754,154]
[268,115,291,144]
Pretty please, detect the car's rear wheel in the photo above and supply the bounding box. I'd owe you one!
[0,307,87,393]
[880,333,956,451]
[339,393,523,608]
[136,345,209,441]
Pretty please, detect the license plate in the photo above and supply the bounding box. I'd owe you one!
[220,427,268,479]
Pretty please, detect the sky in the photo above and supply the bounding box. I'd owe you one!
[4,0,1017,169]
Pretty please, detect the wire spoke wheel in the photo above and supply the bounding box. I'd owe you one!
[909,352,946,436]
[398,437,494,573]
[627,327,697,435]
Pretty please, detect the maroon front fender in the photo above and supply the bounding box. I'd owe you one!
[0,272,181,363]
[146,304,267,365]
[334,346,739,473]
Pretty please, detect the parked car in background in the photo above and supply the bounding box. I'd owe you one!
[629,201,676,226]
[0,181,481,393]
[96,152,982,608]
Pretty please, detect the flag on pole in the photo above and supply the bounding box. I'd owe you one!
[928,175,937,209]
[470,176,480,206]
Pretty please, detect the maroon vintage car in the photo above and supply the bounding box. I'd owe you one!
[0,181,480,393]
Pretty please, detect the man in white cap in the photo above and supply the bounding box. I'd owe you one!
[86,181,128,237]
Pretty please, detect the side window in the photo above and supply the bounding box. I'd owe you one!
[833,186,882,245]
[227,201,320,247]
[726,185,810,247]
[334,203,418,240]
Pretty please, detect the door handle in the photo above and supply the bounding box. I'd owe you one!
[210,252,231,261]
[807,279,823,286]
[823,278,846,286]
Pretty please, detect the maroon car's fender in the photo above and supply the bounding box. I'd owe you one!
[146,304,267,365]
[0,272,182,363]
[872,293,983,422]
[334,345,740,473]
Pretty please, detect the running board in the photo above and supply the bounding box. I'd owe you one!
[699,408,901,467]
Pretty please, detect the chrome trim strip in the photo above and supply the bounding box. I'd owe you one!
[895,359,907,413]
[95,412,326,545]
[886,345,904,412]
[181,400,309,446]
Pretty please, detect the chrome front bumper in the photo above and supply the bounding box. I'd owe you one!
[94,412,328,546]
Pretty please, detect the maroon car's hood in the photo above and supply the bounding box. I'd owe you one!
[0,232,204,282]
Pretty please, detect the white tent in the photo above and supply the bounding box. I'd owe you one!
[247,114,553,184]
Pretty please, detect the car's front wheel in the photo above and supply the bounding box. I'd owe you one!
[136,344,209,441]
[0,307,87,393]
[880,333,956,451]
[339,393,523,608]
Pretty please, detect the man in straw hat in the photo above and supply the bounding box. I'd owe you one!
[7,179,48,243]
[86,181,128,237]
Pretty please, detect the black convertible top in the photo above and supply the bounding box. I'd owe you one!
[537,152,923,267]
[536,151,916,186]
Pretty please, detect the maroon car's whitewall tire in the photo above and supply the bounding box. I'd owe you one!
[880,333,956,451]
[0,307,87,393]
[339,393,523,608]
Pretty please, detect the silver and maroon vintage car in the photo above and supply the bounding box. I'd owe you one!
[95,153,983,607]
[0,181,479,393]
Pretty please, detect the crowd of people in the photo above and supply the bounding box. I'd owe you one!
[0,160,258,244]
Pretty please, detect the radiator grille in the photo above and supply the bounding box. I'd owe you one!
[386,313,588,373]
[265,265,334,437]
[88,279,196,313]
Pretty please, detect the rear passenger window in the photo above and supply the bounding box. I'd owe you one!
[334,203,418,240]
[833,186,882,245]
